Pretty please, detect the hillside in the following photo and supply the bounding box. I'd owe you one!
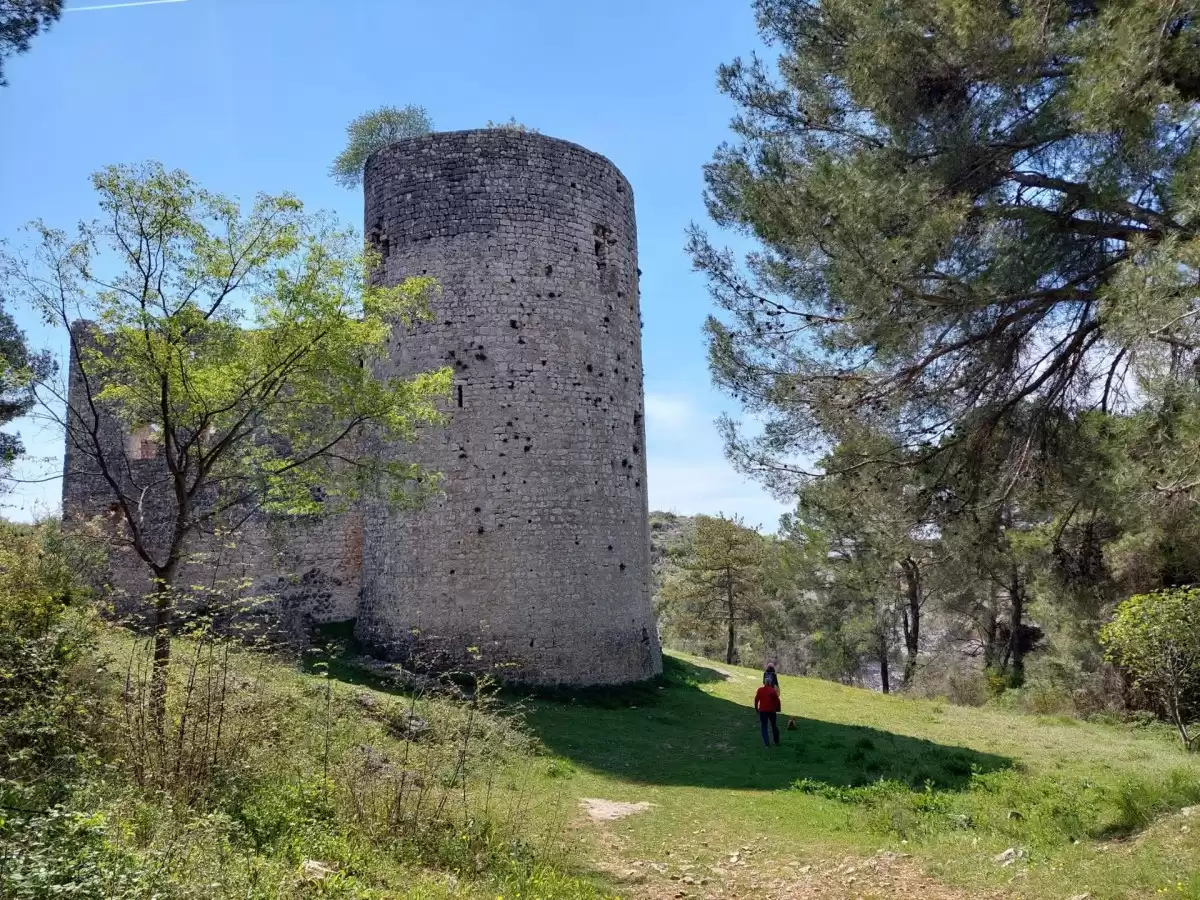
[8,616,1200,900]
[524,653,1200,899]
[649,510,694,573]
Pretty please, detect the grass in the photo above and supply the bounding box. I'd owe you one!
[2,623,620,900]
[17,620,1200,900]
[513,652,1200,899]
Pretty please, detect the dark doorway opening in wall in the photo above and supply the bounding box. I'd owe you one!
[457,385,464,408]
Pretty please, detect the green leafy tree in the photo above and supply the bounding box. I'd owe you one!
[0,518,105,790]
[1,162,452,729]
[1101,587,1200,748]
[0,304,51,482]
[659,513,772,664]
[780,431,943,690]
[331,104,434,188]
[0,1,62,86]
[691,0,1200,501]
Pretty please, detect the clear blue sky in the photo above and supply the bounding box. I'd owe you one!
[0,0,790,530]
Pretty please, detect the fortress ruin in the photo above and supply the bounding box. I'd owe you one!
[62,129,663,685]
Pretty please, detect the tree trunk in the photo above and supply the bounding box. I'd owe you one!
[150,562,178,742]
[878,632,890,695]
[901,557,921,684]
[982,610,1000,670]
[725,574,737,664]
[1167,678,1194,749]
[1006,568,1026,687]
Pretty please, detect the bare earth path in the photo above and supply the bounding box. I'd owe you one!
[580,802,1005,900]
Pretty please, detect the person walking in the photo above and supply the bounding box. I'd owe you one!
[763,663,780,694]
[754,679,781,747]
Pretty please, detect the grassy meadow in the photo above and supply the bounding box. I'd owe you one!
[9,620,1200,900]
[520,652,1200,899]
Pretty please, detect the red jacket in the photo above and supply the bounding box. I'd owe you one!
[754,685,781,713]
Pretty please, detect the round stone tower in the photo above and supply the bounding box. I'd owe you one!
[356,129,661,685]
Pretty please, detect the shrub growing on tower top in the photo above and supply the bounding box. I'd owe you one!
[331,104,434,188]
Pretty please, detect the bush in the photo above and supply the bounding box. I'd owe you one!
[0,522,106,789]
[906,657,990,707]
[0,520,609,900]
[1101,587,1200,748]
[0,801,149,900]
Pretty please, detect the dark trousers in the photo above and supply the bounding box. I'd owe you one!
[759,710,780,746]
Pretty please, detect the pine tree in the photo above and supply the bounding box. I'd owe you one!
[659,514,772,664]
[691,0,1200,498]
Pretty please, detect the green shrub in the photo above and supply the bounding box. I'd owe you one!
[1101,768,1200,837]
[0,801,148,900]
[1101,587,1200,749]
[0,522,107,791]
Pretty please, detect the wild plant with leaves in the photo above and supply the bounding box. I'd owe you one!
[1,162,452,730]
[1102,587,1200,748]
[331,104,434,188]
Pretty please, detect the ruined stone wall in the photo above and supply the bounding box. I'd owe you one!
[61,322,362,630]
[358,129,661,684]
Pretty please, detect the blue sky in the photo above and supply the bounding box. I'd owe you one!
[0,0,791,530]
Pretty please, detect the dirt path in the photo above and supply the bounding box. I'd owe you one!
[581,801,1006,900]
[608,851,1005,900]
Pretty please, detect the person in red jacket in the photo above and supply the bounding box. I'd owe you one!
[754,681,782,747]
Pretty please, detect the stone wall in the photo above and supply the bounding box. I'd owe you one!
[61,322,362,631]
[60,130,663,685]
[358,129,662,684]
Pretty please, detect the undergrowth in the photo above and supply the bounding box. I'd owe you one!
[788,764,1200,847]
[0,523,616,900]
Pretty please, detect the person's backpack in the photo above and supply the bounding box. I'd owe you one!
[763,668,779,689]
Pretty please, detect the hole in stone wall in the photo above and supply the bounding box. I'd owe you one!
[367,222,389,259]
[545,265,553,276]
[457,385,464,408]
[593,224,610,275]
[125,424,161,460]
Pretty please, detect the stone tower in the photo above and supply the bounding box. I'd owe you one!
[356,129,661,684]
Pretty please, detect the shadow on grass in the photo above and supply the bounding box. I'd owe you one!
[522,656,1013,791]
